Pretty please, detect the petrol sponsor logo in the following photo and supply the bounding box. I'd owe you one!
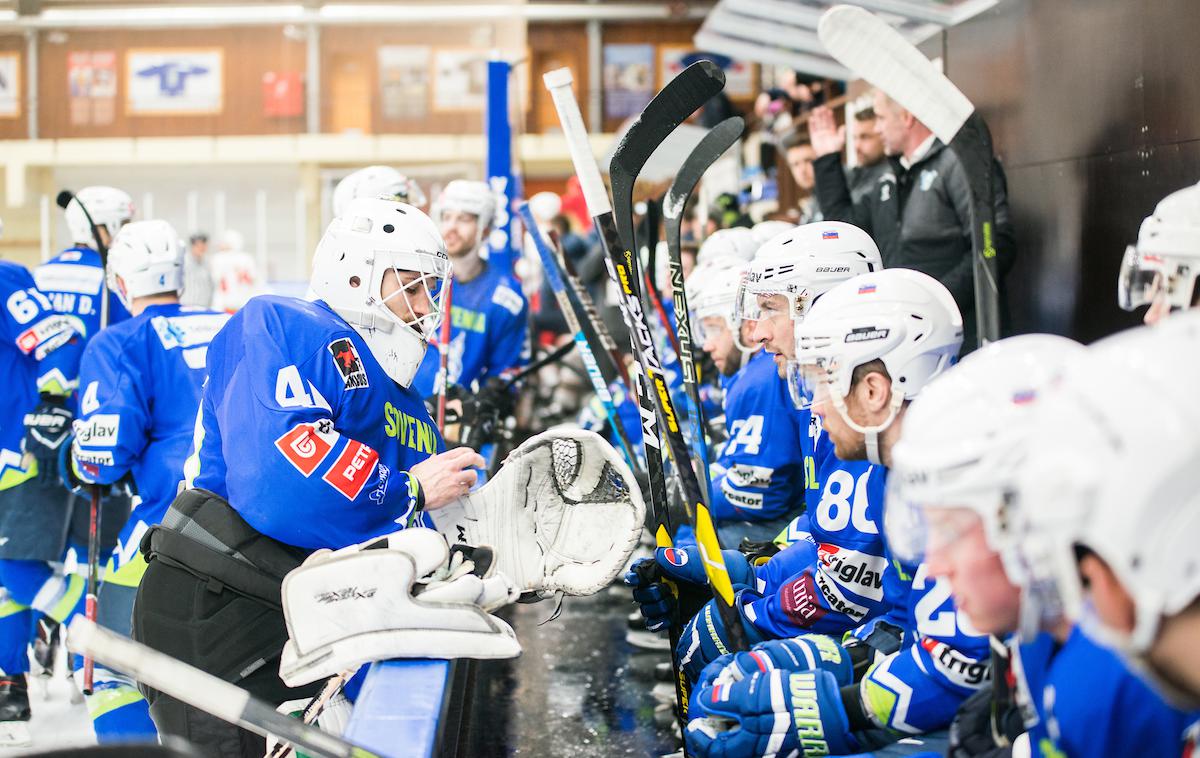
[328,338,369,390]
[781,572,828,627]
[73,414,121,447]
[845,326,889,343]
[663,547,688,567]
[920,637,990,688]
[322,441,379,500]
[817,543,886,601]
[274,420,338,476]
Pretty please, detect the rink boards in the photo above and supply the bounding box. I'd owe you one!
[344,658,475,758]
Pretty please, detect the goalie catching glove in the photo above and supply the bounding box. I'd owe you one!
[431,429,645,600]
[279,527,521,687]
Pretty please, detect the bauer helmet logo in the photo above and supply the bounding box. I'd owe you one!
[845,327,890,343]
[815,266,851,274]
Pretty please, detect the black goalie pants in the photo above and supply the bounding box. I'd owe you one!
[131,488,321,758]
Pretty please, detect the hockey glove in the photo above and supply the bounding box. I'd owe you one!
[694,635,856,699]
[677,597,766,684]
[625,546,755,632]
[24,395,72,482]
[687,668,860,758]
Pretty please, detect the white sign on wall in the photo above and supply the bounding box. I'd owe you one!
[0,53,21,118]
[127,49,223,115]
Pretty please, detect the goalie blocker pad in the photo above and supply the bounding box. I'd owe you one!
[279,528,520,687]
[431,428,646,600]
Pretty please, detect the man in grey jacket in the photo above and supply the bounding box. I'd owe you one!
[809,91,1016,353]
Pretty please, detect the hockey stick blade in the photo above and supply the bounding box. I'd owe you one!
[818,5,972,144]
[68,617,378,758]
[55,190,74,210]
[664,117,744,224]
[819,4,1001,345]
[609,61,726,252]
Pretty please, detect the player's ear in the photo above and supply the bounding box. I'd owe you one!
[1078,551,1136,636]
[858,369,892,414]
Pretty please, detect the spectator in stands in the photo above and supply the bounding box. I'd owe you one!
[181,232,213,308]
[782,131,822,223]
[847,107,889,204]
[808,91,1016,353]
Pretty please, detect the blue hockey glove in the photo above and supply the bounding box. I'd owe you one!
[624,546,755,632]
[24,395,72,483]
[687,668,860,758]
[677,597,765,684]
[695,634,856,693]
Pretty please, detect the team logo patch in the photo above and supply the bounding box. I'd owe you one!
[821,230,840,240]
[781,572,829,627]
[328,338,369,390]
[275,420,338,476]
[663,547,689,567]
[322,442,379,500]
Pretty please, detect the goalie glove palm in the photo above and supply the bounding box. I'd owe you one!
[431,429,645,599]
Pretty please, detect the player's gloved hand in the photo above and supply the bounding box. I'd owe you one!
[24,394,73,482]
[693,634,857,701]
[686,668,860,758]
[411,447,487,510]
[677,597,765,684]
[624,547,755,632]
[948,687,1024,758]
[57,436,87,495]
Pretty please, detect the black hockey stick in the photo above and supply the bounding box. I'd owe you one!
[639,198,682,358]
[519,205,640,472]
[56,188,110,695]
[546,65,747,640]
[68,617,378,758]
[554,237,635,397]
[663,116,745,499]
[818,5,1000,346]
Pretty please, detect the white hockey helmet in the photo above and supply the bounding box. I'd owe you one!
[736,221,882,328]
[885,333,1086,637]
[310,198,451,387]
[751,220,795,246]
[1118,182,1200,313]
[1013,313,1200,669]
[686,255,755,359]
[432,180,496,235]
[65,186,135,249]
[697,227,758,265]
[527,191,562,224]
[333,166,427,218]
[106,219,186,310]
[218,228,245,253]
[792,268,963,464]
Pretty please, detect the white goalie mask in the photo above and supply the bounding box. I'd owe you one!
[65,186,135,250]
[791,268,962,465]
[1118,181,1200,313]
[106,220,186,311]
[310,198,450,387]
[685,256,755,365]
[885,334,1086,639]
[1012,313,1200,696]
[333,165,427,217]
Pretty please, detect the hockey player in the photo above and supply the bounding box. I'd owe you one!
[411,180,529,401]
[66,219,230,742]
[0,260,86,745]
[695,226,759,266]
[130,198,484,756]
[686,269,989,757]
[1117,180,1200,324]
[885,332,1194,758]
[687,256,804,545]
[332,165,427,217]
[208,229,265,312]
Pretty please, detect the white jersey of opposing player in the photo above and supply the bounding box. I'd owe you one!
[208,250,264,312]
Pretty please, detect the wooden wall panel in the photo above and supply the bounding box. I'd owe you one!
[526,22,588,135]
[0,35,27,140]
[37,27,307,138]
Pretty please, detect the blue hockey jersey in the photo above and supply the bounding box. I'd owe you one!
[73,304,230,570]
[185,296,443,549]
[34,246,131,397]
[708,349,804,525]
[412,263,529,396]
[1014,627,1194,758]
[0,261,84,489]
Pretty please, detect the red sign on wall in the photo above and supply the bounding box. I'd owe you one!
[262,71,303,118]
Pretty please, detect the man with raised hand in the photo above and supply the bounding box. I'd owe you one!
[686,268,987,758]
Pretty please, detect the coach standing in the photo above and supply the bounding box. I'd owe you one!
[808,91,1016,353]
